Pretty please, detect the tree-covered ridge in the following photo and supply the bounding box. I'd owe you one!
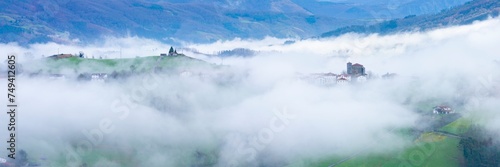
[321,0,500,38]
[460,125,500,167]
[0,0,470,45]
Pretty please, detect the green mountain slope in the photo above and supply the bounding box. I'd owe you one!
[321,0,500,38]
[24,55,212,74]
[0,0,471,45]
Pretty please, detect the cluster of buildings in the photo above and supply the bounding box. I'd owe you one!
[47,54,73,59]
[48,46,182,59]
[47,52,85,59]
[300,62,458,114]
[433,105,455,114]
[40,46,186,81]
[301,62,368,86]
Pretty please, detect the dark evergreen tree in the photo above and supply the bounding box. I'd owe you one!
[169,46,174,54]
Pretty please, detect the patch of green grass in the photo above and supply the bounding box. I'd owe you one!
[394,128,420,141]
[301,131,462,167]
[25,55,212,74]
[407,137,460,167]
[440,118,471,135]
[80,150,136,166]
[415,132,447,143]
[288,156,345,167]
[341,137,460,167]
[290,151,397,167]
[336,154,395,167]
[52,148,137,167]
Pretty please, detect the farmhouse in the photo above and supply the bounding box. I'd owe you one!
[433,105,454,114]
[336,74,350,85]
[48,54,73,59]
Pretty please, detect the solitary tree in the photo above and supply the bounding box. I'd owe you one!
[169,46,175,54]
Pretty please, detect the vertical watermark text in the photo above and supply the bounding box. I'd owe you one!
[6,55,17,159]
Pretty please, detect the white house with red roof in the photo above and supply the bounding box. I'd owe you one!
[336,74,351,85]
[433,105,454,114]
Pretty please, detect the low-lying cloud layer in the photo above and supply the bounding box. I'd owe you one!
[1,18,499,166]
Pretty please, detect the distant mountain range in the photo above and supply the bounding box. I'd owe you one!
[0,0,471,45]
[321,0,500,38]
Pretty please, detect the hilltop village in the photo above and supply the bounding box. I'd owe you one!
[300,62,389,86]
[12,46,248,87]
[33,53,399,86]
[30,46,192,81]
[18,51,459,116]
[298,62,459,116]
[47,46,182,60]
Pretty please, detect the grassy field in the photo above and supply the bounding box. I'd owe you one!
[60,150,136,167]
[302,133,461,167]
[43,119,469,167]
[300,116,471,167]
[439,118,471,135]
[47,145,219,167]
[290,156,345,167]
[24,55,212,74]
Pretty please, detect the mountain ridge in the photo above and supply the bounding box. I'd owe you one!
[0,0,471,45]
[320,0,500,38]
